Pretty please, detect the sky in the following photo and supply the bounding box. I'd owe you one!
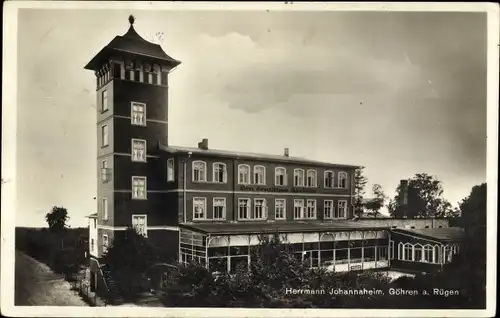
[15,9,487,228]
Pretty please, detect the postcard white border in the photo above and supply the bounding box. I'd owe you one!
[2,1,498,318]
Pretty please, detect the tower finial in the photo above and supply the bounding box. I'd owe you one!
[128,15,135,25]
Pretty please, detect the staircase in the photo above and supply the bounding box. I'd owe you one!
[100,264,124,305]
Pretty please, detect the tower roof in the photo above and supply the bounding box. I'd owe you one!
[84,15,181,71]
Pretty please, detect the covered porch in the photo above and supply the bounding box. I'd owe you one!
[179,221,392,273]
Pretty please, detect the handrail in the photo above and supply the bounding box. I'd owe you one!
[89,257,114,303]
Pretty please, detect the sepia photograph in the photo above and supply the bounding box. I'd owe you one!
[1,2,498,317]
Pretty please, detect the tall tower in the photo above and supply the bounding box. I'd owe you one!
[84,16,181,258]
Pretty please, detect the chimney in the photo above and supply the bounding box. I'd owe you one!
[284,148,289,157]
[198,138,208,150]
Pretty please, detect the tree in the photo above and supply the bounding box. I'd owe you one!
[45,206,69,232]
[353,167,368,216]
[388,173,453,218]
[101,227,160,300]
[364,184,386,217]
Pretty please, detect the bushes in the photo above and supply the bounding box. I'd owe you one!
[15,227,88,279]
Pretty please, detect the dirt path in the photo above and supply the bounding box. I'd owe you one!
[15,250,88,306]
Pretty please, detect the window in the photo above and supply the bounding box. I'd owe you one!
[102,197,108,220]
[131,102,146,126]
[101,125,109,147]
[306,200,317,219]
[102,234,109,253]
[337,172,348,188]
[403,244,412,261]
[336,200,347,218]
[193,198,206,220]
[294,199,305,219]
[132,176,147,199]
[414,245,423,262]
[101,160,109,183]
[192,161,207,182]
[275,167,287,186]
[131,139,146,162]
[90,239,95,252]
[306,170,317,187]
[294,169,305,187]
[324,200,333,219]
[254,166,266,185]
[253,199,266,219]
[166,158,175,181]
[423,245,433,263]
[324,171,334,188]
[102,90,108,112]
[275,199,286,220]
[238,198,251,219]
[132,215,147,237]
[213,198,226,220]
[213,163,227,183]
[238,165,250,184]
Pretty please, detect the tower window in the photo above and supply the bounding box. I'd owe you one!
[132,176,147,200]
[101,160,110,183]
[131,139,147,162]
[131,102,146,126]
[101,125,109,147]
[102,234,109,253]
[166,158,175,181]
[102,197,108,220]
[102,90,108,112]
[132,214,147,237]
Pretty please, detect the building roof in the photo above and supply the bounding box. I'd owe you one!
[394,227,465,242]
[159,144,360,169]
[84,16,181,71]
[180,220,390,235]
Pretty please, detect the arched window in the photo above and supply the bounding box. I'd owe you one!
[423,245,433,263]
[413,244,423,262]
[192,161,207,182]
[213,163,227,183]
[294,169,305,187]
[398,242,404,260]
[403,243,412,261]
[324,171,334,188]
[275,167,287,186]
[306,170,317,187]
[337,171,348,188]
[254,166,266,185]
[433,245,441,264]
[238,165,250,185]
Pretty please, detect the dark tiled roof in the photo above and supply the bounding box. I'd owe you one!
[85,25,180,71]
[159,144,360,169]
[395,227,465,242]
[181,220,390,235]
